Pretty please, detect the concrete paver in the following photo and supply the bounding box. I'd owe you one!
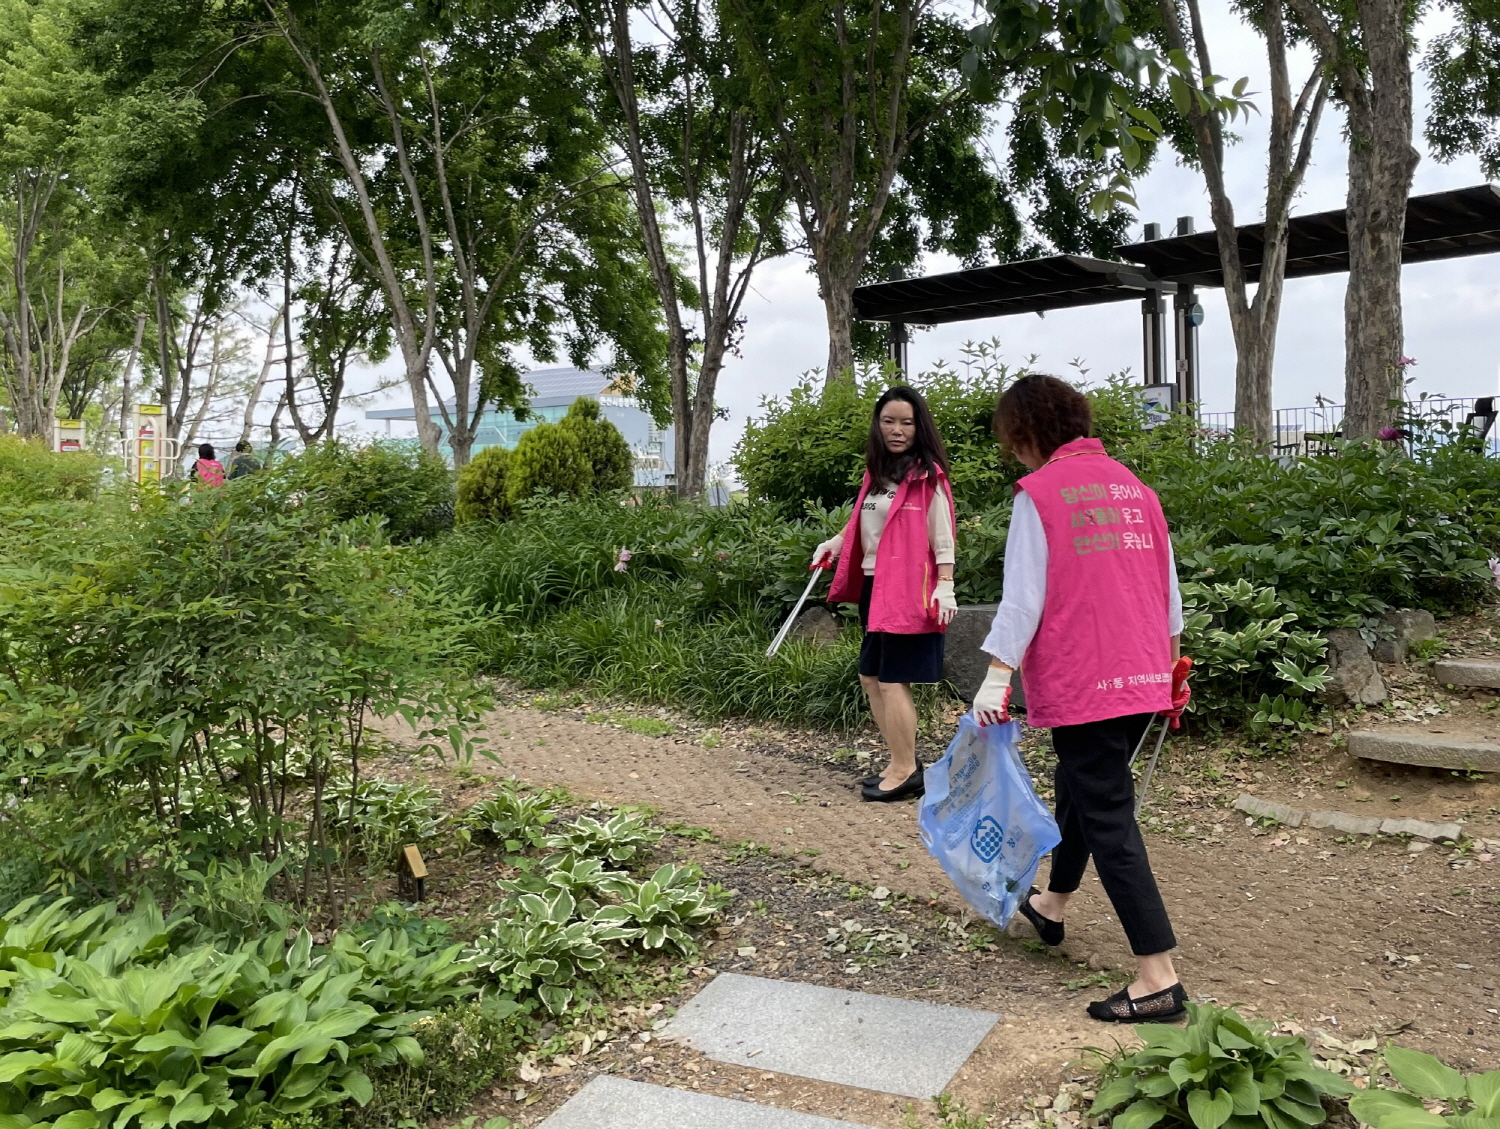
[661,972,999,1099]
[539,1076,882,1129]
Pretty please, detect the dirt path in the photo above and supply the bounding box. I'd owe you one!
[377,699,1499,1121]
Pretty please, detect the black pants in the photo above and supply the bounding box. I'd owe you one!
[1048,713,1176,957]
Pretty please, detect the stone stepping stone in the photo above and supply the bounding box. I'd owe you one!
[1434,659,1500,689]
[540,1075,880,1129]
[1349,728,1500,773]
[660,972,999,1099]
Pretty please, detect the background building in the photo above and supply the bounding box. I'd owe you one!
[366,366,676,487]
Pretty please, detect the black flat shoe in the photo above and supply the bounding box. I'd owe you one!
[859,759,921,789]
[861,765,925,802]
[1086,983,1188,1024]
[1016,886,1064,946]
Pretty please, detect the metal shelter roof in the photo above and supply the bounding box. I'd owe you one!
[850,255,1172,325]
[1117,183,1500,287]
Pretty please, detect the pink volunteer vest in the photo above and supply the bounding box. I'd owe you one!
[1017,438,1174,728]
[828,468,955,635]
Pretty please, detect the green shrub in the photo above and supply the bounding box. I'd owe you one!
[559,398,634,493]
[455,446,514,525]
[284,440,455,542]
[328,779,448,859]
[1088,1001,1353,1129]
[0,433,103,506]
[0,475,488,911]
[1350,1044,1500,1129]
[0,895,475,1128]
[507,420,593,505]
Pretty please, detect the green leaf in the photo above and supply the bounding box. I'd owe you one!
[1449,1117,1500,1129]
[52,1113,100,1129]
[1386,1047,1467,1101]
[0,1115,33,1129]
[1090,1077,1141,1114]
[342,1070,373,1106]
[1171,1058,1209,1087]
[194,1025,254,1058]
[0,1051,51,1083]
[1115,1099,1169,1129]
[1349,1090,1447,1129]
[135,1031,196,1053]
[1189,1088,1235,1129]
[1226,1065,1261,1116]
[1467,1070,1500,1117]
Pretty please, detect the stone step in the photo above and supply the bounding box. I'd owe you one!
[541,1076,880,1129]
[1433,659,1500,689]
[1348,728,1500,773]
[660,972,999,1100]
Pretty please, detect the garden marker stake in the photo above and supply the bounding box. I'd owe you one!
[766,568,828,658]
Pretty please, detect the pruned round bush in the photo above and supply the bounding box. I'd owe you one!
[507,420,593,505]
[560,397,634,493]
[283,439,454,541]
[455,446,514,525]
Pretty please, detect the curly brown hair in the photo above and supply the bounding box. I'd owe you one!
[992,374,1092,461]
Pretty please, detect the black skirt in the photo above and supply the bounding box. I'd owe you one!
[857,575,945,685]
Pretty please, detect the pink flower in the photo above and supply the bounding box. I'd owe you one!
[614,548,632,573]
[1379,427,1408,441]
[1397,356,1417,367]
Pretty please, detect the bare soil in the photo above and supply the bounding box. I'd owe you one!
[370,667,1500,1127]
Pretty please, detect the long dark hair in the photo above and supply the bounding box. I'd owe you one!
[865,385,950,486]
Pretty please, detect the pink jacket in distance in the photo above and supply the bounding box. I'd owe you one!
[828,467,956,634]
[1015,437,1175,727]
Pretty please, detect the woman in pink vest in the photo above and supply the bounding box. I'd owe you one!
[810,387,959,802]
[971,375,1192,1023]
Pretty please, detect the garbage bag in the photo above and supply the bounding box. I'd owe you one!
[917,715,1060,928]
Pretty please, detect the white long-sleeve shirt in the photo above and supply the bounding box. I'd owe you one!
[859,481,955,574]
[980,491,1183,669]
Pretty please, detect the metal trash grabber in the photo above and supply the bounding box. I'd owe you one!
[765,568,828,658]
[1129,714,1171,819]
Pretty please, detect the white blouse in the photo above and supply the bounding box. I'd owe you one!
[980,490,1184,669]
[859,481,956,575]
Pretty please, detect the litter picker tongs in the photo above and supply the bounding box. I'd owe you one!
[765,567,829,658]
[1129,713,1171,819]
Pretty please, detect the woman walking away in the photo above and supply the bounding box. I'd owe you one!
[810,386,958,803]
[190,443,226,486]
[971,374,1192,1023]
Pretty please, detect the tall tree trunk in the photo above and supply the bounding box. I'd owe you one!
[818,257,859,387]
[1159,0,1325,448]
[1342,91,1418,438]
[119,311,146,438]
[1286,0,1418,441]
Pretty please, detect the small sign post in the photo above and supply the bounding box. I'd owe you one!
[400,844,427,902]
[53,419,86,453]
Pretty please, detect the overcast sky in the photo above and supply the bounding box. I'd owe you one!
[356,3,1498,471]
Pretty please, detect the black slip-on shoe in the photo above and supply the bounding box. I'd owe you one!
[861,765,925,802]
[1086,983,1189,1024]
[1016,887,1065,946]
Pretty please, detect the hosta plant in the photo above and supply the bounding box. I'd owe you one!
[1350,1045,1500,1129]
[459,781,564,852]
[327,778,447,851]
[0,895,474,1129]
[594,864,729,955]
[1089,1002,1352,1129]
[503,855,632,911]
[464,890,632,1015]
[545,811,662,865]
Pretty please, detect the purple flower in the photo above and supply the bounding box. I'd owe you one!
[614,548,632,573]
[1397,356,1417,367]
[1379,427,1409,441]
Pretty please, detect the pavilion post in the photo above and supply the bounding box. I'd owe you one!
[887,320,909,374]
[1140,224,1168,386]
[1172,217,1200,417]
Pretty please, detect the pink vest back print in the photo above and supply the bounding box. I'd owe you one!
[1017,438,1174,727]
[828,468,955,635]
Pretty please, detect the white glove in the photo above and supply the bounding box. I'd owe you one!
[931,579,957,626]
[811,535,843,570]
[973,664,1013,726]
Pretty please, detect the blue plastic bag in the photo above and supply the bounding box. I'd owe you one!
[917,715,1061,927]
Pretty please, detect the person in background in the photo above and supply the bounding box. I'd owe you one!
[971,374,1192,1023]
[190,443,226,486]
[227,439,262,480]
[811,386,958,802]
